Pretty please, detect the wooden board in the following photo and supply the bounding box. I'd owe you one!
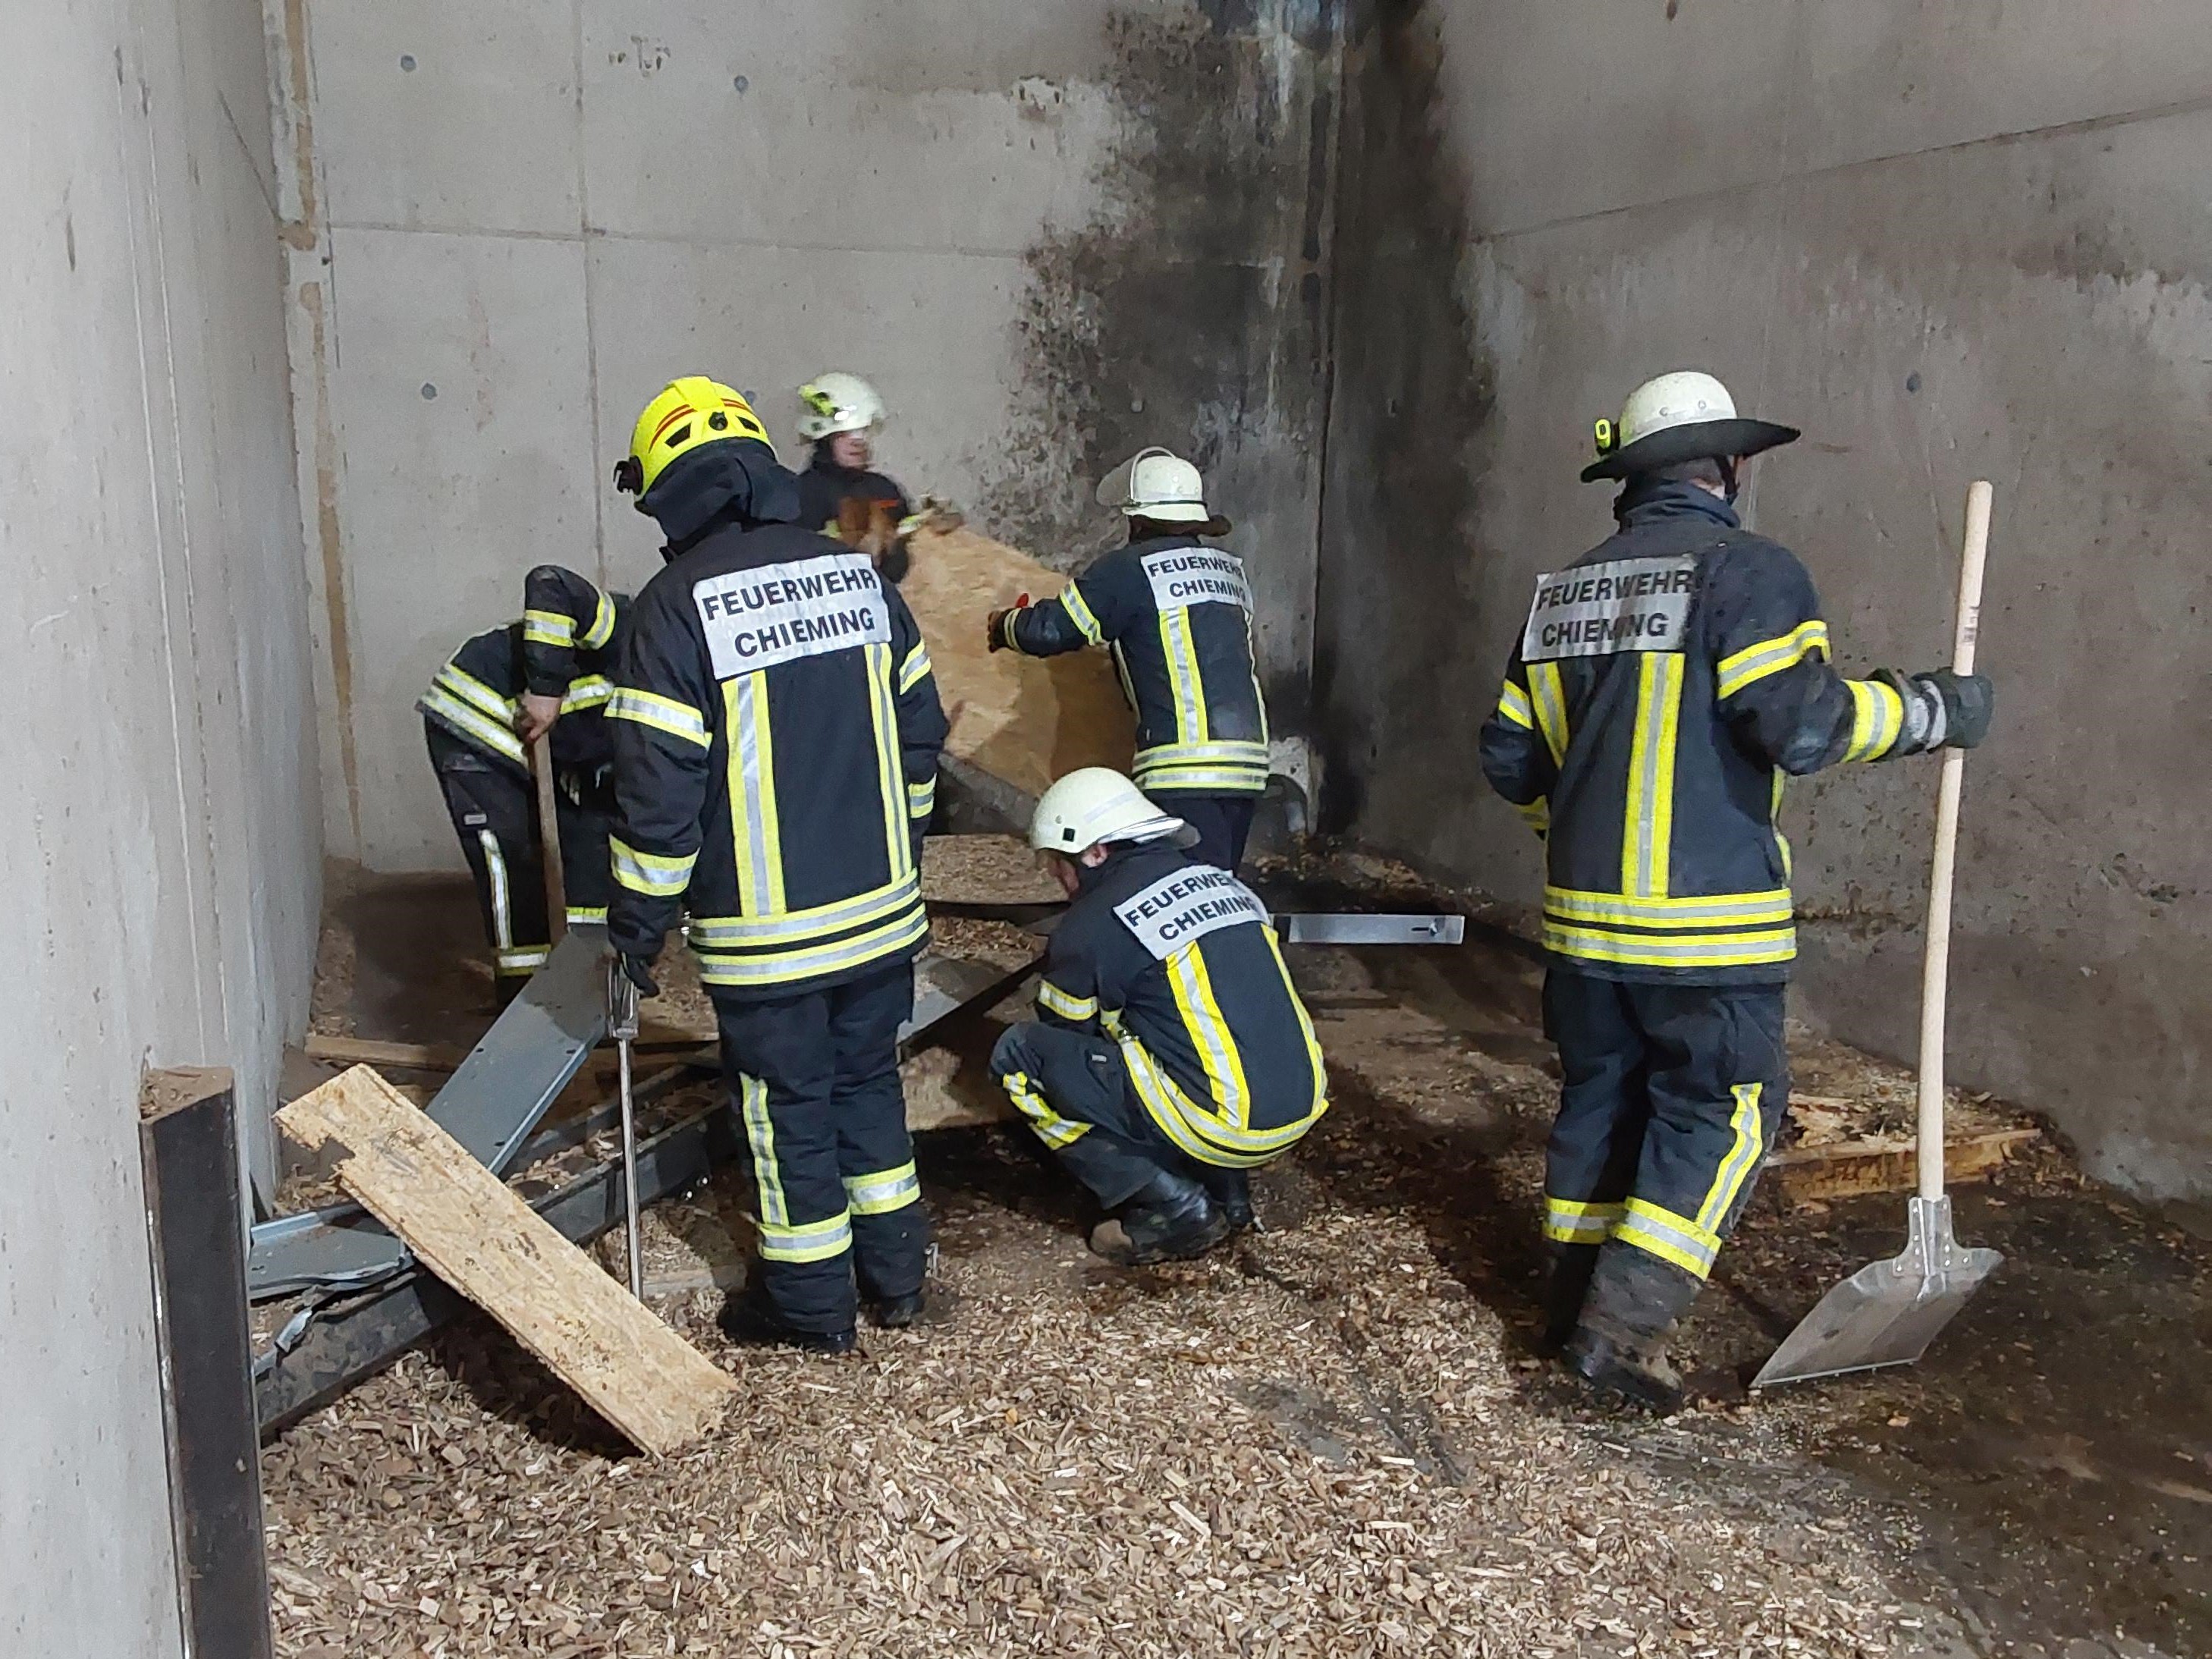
[277,1067,737,1456]
[902,524,1134,799]
[1771,1126,2041,1205]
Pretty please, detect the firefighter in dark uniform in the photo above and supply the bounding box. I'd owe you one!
[985,448,1270,872]
[793,372,921,583]
[1478,371,1994,1409]
[605,375,948,1353]
[418,564,627,991]
[988,768,1328,1264]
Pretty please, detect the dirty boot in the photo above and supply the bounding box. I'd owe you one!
[1563,1321,1683,1413]
[718,1287,857,1356]
[1089,1169,1230,1266]
[1541,1243,1601,1354]
[869,1290,926,1329]
[1202,1167,1255,1232]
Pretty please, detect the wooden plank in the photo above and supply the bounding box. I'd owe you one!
[1771,1126,2040,1204]
[277,1066,736,1456]
[903,525,1135,799]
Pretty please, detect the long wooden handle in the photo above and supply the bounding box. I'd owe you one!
[1917,480,1991,1200]
[532,734,568,946]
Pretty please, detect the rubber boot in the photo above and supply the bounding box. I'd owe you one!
[1563,1320,1683,1414]
[718,1286,858,1356]
[1562,1243,1701,1412]
[1541,1243,1601,1354]
[1202,1167,1255,1232]
[1089,1169,1230,1265]
[869,1290,925,1329]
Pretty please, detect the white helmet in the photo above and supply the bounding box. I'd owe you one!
[797,372,887,441]
[1582,369,1799,483]
[1095,446,1210,523]
[1029,768,1199,856]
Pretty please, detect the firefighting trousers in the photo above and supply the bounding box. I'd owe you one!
[1152,792,1258,873]
[711,960,925,1332]
[429,729,615,979]
[991,1021,1262,1208]
[1541,970,1789,1341]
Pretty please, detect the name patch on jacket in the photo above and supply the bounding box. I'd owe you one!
[1142,548,1251,611]
[693,553,891,679]
[1521,555,1695,661]
[1114,865,1268,960]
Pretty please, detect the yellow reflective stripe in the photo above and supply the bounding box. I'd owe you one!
[897,641,933,694]
[495,946,549,976]
[690,873,922,948]
[564,906,608,926]
[1617,1198,1720,1280]
[1260,927,1329,1118]
[436,665,515,721]
[1057,583,1104,645]
[1035,979,1099,1022]
[561,674,614,712]
[1518,797,1551,838]
[865,642,910,878]
[1495,677,1535,730]
[1541,923,1797,969]
[1716,620,1830,699]
[1543,886,1794,929]
[695,907,928,988]
[1136,740,1272,764]
[1543,1196,1623,1243]
[1167,946,1252,1128]
[423,687,526,763]
[581,589,617,650]
[758,1211,853,1263]
[906,775,936,820]
[1001,1070,1092,1148]
[1120,1037,1316,1167]
[610,837,696,897]
[479,830,513,950]
[1698,1083,1766,1233]
[739,1074,784,1226]
[1842,677,1906,762]
[1529,661,1569,767]
[607,687,710,749]
[1132,762,1269,793]
[1620,653,1682,898]
[522,608,575,647]
[1158,608,1209,743]
[724,674,784,913]
[1771,772,1793,882]
[844,1161,920,1216]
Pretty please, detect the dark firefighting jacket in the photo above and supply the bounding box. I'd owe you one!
[605,520,948,997]
[794,451,916,539]
[1007,536,1270,797]
[418,565,626,776]
[1034,843,1327,1167]
[1478,482,1914,985]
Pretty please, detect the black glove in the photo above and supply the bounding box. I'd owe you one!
[616,950,660,999]
[1878,668,1994,755]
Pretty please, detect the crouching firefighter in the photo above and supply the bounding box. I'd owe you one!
[1478,370,1994,1409]
[989,768,1328,1265]
[417,564,627,993]
[985,449,1270,872]
[605,375,948,1353]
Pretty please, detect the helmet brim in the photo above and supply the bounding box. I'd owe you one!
[1580,418,1799,483]
[1121,501,1211,523]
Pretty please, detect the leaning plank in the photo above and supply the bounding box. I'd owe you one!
[277,1067,736,1456]
[1771,1126,2041,1205]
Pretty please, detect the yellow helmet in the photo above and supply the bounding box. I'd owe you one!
[614,376,771,496]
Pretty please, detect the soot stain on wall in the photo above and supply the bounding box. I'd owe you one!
[1312,0,1492,838]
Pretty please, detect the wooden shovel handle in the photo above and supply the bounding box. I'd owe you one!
[1916,481,1991,1200]
[532,734,567,946]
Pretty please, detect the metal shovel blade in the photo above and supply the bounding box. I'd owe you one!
[1752,1196,2002,1388]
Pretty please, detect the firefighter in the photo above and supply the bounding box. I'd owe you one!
[1478,370,1994,1409]
[793,372,922,582]
[985,448,1270,872]
[988,768,1328,1265]
[605,375,948,1353]
[418,564,626,994]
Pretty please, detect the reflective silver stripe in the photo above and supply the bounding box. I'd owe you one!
[1035,980,1098,1021]
[897,643,933,693]
[1541,922,1797,969]
[1543,887,1794,929]
[689,872,921,949]
[1001,1069,1092,1148]
[739,1074,784,1225]
[757,1211,853,1263]
[523,608,574,646]
[606,687,710,748]
[610,837,695,897]
[479,829,514,951]
[435,665,516,722]
[731,674,780,913]
[581,589,617,649]
[1616,1199,1721,1279]
[695,907,928,988]
[844,1162,921,1216]
[565,906,608,925]
[1058,584,1104,644]
[865,643,908,879]
[423,690,527,764]
[1135,740,1271,765]
[906,775,936,819]
[495,946,549,976]
[561,674,614,712]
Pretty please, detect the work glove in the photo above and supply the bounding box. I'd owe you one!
[614,950,661,1000]
[984,593,1032,653]
[1878,668,1994,755]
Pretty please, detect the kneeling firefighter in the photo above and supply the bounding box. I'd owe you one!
[605,375,949,1353]
[989,768,1328,1264]
[985,449,1270,872]
[417,564,627,992]
[1478,370,1994,1409]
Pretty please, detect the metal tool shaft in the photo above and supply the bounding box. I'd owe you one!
[617,1032,643,1299]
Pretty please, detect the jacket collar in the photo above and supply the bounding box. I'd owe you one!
[1613,478,1740,532]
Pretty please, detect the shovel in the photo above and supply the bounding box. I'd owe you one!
[1752,479,2003,1389]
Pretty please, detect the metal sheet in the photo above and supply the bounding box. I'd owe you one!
[1276,913,1466,946]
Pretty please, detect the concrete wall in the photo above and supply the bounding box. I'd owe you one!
[280,0,1344,871]
[2,0,315,1648]
[1316,1,2212,1195]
